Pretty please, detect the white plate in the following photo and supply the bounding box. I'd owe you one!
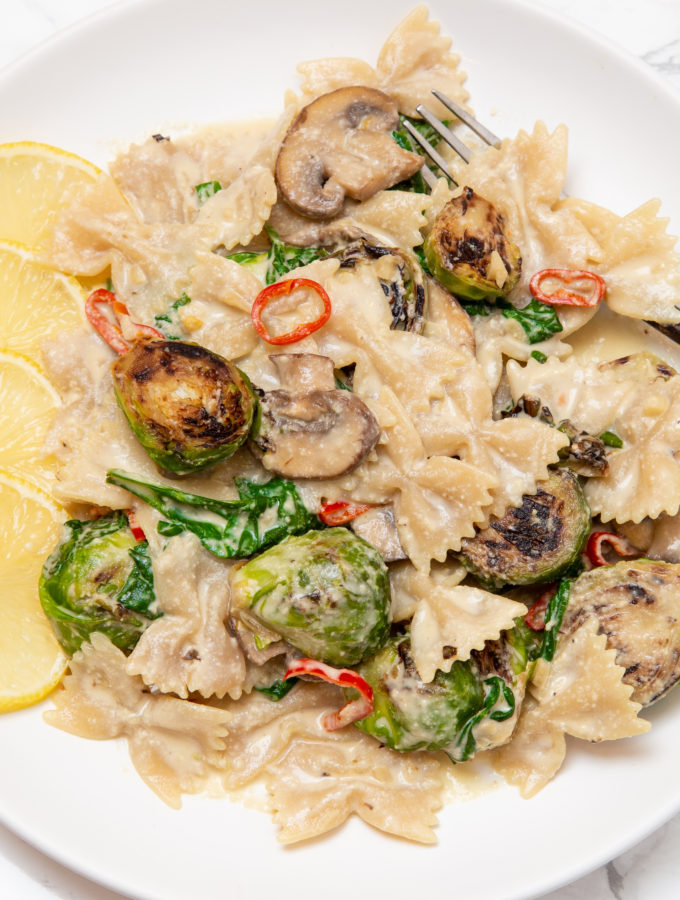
[1,1,680,898]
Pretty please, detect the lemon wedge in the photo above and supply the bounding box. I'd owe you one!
[0,141,100,248]
[0,471,68,712]
[0,350,61,491]
[0,240,85,364]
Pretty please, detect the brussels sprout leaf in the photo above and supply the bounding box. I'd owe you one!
[106,470,321,558]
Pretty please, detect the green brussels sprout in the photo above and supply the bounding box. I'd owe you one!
[112,340,257,476]
[39,511,160,656]
[354,629,527,761]
[424,187,522,301]
[229,527,390,666]
[458,469,590,590]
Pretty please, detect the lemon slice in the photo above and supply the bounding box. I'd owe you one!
[0,240,85,363]
[0,471,68,712]
[0,141,100,248]
[0,350,61,491]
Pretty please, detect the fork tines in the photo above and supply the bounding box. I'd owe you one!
[404,90,502,187]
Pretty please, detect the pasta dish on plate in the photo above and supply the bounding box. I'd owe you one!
[6,3,680,845]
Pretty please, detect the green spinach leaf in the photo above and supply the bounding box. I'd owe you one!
[106,470,321,558]
[500,298,563,344]
[539,578,571,661]
[254,677,299,701]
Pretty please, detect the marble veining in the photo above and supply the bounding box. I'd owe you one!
[0,1,679,898]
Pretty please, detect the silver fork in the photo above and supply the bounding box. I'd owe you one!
[402,91,501,188]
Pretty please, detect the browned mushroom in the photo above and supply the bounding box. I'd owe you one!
[275,86,422,220]
[250,353,380,478]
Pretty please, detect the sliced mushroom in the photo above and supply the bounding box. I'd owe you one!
[275,86,422,220]
[251,353,380,479]
[350,505,406,562]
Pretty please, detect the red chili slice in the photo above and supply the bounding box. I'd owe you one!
[284,658,374,731]
[586,531,637,567]
[318,500,373,527]
[85,289,163,354]
[126,509,146,541]
[529,268,606,307]
[524,586,555,632]
[251,278,331,345]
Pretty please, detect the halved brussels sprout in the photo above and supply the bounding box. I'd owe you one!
[354,628,529,761]
[335,239,426,333]
[39,511,160,656]
[459,469,590,590]
[424,187,522,301]
[562,559,680,707]
[112,340,257,475]
[229,527,390,667]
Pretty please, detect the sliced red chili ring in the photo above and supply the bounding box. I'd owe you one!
[318,500,373,527]
[126,509,146,541]
[529,268,606,307]
[284,658,374,731]
[251,278,331,345]
[85,288,163,354]
[586,531,637,567]
[524,586,555,632]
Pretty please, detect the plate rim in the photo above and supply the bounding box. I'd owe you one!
[1,1,680,898]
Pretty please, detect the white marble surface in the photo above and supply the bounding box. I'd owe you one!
[1,0,680,898]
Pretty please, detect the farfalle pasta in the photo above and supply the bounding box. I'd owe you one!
[21,3,680,846]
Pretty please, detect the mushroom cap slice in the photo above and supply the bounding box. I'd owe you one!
[276,86,422,220]
[251,352,380,479]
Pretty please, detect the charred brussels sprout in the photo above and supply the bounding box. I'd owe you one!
[562,560,680,707]
[459,469,590,590]
[112,340,257,475]
[229,527,390,667]
[39,512,160,656]
[424,187,522,301]
[335,239,426,333]
[354,630,527,761]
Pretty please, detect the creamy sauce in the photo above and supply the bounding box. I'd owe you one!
[567,303,680,369]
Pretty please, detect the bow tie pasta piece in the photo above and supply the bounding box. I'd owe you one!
[507,354,680,522]
[296,6,468,120]
[450,123,603,283]
[409,580,526,680]
[559,196,680,324]
[45,633,230,809]
[492,618,649,798]
[126,533,247,700]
